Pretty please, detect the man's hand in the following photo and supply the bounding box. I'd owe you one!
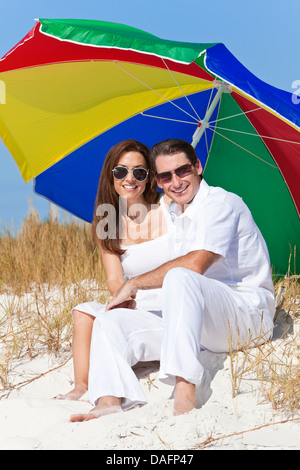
[106,281,138,311]
[107,299,137,310]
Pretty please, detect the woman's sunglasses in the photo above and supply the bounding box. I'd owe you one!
[112,166,149,182]
[155,163,194,184]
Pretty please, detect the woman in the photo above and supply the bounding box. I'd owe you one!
[55,139,170,403]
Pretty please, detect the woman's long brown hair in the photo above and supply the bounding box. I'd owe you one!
[92,140,159,255]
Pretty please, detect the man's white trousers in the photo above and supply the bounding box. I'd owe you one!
[88,268,274,409]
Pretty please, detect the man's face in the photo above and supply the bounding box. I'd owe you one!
[155,152,203,211]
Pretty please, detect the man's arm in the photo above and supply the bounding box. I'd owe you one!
[106,249,220,310]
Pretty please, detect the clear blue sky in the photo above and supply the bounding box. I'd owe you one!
[0,0,299,231]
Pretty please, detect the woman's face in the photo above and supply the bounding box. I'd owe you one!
[113,151,149,203]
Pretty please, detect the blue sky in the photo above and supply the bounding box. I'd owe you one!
[0,0,299,231]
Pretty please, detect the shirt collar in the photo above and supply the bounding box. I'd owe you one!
[169,179,210,220]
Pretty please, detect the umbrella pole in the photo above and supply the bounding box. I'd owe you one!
[191,83,225,149]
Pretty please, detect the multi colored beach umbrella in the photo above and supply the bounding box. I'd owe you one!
[0,19,299,276]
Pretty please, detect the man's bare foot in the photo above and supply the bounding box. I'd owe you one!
[69,395,122,422]
[173,377,197,416]
[54,384,87,401]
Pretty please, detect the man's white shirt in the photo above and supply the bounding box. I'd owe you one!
[165,179,275,318]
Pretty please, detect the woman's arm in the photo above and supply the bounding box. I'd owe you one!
[101,246,137,309]
[100,246,125,295]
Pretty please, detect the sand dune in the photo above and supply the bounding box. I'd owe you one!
[0,316,299,451]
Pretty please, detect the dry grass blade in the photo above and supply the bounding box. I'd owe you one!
[192,418,300,449]
[0,356,72,399]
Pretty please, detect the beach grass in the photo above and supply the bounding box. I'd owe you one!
[0,207,299,414]
[0,206,106,295]
[228,273,299,415]
[0,207,109,391]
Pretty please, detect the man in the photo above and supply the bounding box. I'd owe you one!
[71,139,275,421]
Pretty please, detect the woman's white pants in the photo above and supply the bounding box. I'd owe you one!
[87,268,274,409]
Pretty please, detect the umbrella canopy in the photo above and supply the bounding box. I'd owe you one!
[0,19,299,276]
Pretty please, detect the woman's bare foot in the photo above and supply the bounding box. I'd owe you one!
[69,396,122,422]
[54,384,87,401]
[173,377,197,416]
[70,405,123,422]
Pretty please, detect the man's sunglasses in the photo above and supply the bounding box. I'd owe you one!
[155,163,194,184]
[112,166,149,182]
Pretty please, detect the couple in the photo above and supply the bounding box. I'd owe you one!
[56,138,275,421]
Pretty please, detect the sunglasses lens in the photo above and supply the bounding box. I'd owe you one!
[113,166,128,180]
[156,164,193,183]
[113,166,148,182]
[176,164,193,178]
[157,172,172,183]
[132,168,148,182]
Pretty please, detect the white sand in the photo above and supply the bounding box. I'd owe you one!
[0,317,299,451]
[0,285,299,451]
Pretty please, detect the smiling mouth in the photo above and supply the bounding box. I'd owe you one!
[172,185,188,195]
[123,184,138,190]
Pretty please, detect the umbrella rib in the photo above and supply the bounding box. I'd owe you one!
[209,107,263,124]
[114,61,200,123]
[211,127,279,169]
[161,58,202,122]
[140,112,197,125]
[212,126,300,146]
